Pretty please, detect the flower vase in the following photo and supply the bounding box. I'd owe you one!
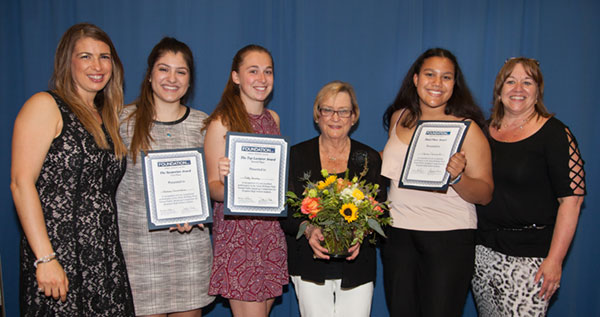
[321,224,354,259]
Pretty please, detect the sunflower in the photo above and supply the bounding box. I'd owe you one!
[340,203,358,223]
[317,175,337,190]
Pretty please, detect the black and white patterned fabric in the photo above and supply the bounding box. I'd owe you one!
[20,91,134,316]
[116,105,214,315]
[472,245,549,317]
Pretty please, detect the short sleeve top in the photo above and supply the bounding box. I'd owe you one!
[476,116,586,257]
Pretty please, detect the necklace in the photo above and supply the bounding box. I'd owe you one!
[155,122,175,138]
[320,137,350,161]
[501,115,534,130]
[155,106,186,137]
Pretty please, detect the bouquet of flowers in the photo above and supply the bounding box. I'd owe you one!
[286,166,392,257]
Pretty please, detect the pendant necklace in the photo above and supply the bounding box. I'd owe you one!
[156,106,184,137]
[321,138,349,161]
[501,115,533,130]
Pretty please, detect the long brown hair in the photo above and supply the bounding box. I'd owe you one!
[203,44,273,133]
[489,57,551,129]
[50,22,126,158]
[126,37,195,163]
[383,48,485,131]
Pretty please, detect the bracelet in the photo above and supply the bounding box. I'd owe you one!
[34,252,57,268]
[449,173,462,185]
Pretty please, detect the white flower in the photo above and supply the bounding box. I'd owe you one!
[340,187,354,200]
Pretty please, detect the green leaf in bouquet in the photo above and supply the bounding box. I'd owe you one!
[286,191,298,199]
[367,218,387,238]
[320,219,334,226]
[296,221,308,240]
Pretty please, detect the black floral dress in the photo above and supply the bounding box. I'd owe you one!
[19,91,134,316]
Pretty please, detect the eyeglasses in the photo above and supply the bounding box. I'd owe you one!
[318,106,353,118]
[505,57,540,66]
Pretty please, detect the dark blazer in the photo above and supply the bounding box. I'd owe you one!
[280,137,387,288]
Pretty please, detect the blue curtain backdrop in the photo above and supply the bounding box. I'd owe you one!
[1,0,598,315]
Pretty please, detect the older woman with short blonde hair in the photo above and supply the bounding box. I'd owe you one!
[281,80,386,317]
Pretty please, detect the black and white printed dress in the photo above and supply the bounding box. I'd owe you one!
[20,91,134,316]
[116,105,214,315]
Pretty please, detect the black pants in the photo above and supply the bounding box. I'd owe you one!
[381,227,475,317]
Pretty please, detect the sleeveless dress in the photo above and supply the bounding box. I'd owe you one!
[19,91,134,316]
[208,110,289,301]
[116,105,214,315]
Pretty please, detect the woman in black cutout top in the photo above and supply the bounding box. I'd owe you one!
[472,57,586,316]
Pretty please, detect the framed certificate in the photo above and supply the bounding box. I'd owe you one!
[142,148,212,230]
[398,120,471,190]
[224,132,289,216]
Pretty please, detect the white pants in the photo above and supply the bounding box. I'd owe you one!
[291,275,373,317]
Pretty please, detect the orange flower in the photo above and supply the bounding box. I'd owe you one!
[336,178,351,192]
[369,197,383,213]
[301,197,321,219]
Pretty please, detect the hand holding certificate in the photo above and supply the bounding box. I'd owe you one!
[399,120,470,190]
[142,148,212,230]
[224,132,289,216]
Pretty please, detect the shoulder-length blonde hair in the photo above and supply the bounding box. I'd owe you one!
[204,44,273,133]
[50,22,126,158]
[490,57,551,129]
